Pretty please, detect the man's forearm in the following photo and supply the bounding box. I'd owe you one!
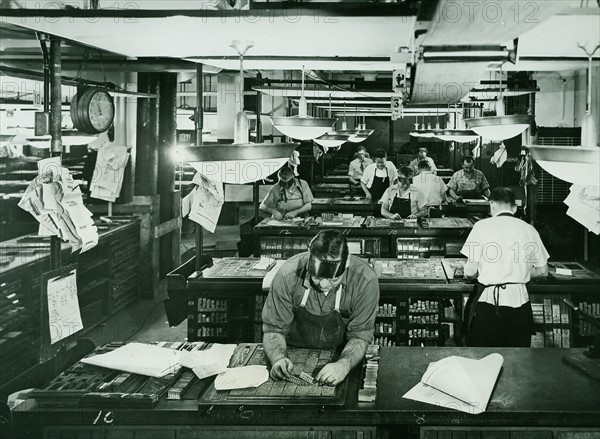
[361,182,371,197]
[293,203,312,216]
[337,338,369,372]
[260,203,277,215]
[263,332,288,365]
[448,188,459,200]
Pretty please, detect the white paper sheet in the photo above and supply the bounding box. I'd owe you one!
[47,270,83,345]
[403,353,504,415]
[81,343,183,377]
[178,343,237,379]
[214,365,269,390]
[187,175,224,233]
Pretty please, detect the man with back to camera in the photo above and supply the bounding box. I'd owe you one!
[262,230,379,386]
[348,145,373,186]
[360,149,398,216]
[413,160,448,216]
[260,166,314,220]
[461,187,549,347]
[409,147,437,176]
[447,156,491,201]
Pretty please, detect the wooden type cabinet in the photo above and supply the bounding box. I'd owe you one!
[0,220,140,397]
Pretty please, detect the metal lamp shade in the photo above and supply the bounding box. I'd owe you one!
[180,142,299,184]
[270,116,336,140]
[465,115,533,141]
[527,145,600,187]
[313,133,350,151]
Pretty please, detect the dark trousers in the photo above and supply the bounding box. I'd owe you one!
[467,301,534,347]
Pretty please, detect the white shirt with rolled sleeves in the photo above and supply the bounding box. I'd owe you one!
[360,161,399,188]
[460,210,550,308]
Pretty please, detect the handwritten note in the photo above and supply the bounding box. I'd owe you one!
[47,270,83,345]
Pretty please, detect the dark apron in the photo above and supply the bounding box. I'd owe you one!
[369,168,389,217]
[462,212,532,341]
[458,188,482,199]
[277,180,306,216]
[391,191,412,218]
[287,284,346,350]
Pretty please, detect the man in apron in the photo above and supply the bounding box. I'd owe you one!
[260,166,314,220]
[447,156,491,201]
[360,149,399,217]
[461,187,549,347]
[262,230,379,386]
[380,166,427,220]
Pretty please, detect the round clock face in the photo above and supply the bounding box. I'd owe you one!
[87,90,114,133]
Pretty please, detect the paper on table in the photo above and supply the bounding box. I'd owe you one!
[47,270,83,344]
[403,353,503,415]
[214,365,269,390]
[254,256,276,271]
[262,260,286,290]
[81,342,182,377]
[555,268,573,276]
[178,344,237,380]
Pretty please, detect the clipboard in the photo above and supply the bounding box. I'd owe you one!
[39,263,83,363]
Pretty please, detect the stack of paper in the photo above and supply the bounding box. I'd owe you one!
[564,185,599,235]
[182,173,224,233]
[214,365,269,390]
[18,157,98,252]
[90,145,130,202]
[403,353,504,414]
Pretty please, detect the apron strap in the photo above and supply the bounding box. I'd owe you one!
[334,285,342,312]
[300,288,310,307]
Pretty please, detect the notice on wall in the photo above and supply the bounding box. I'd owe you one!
[47,270,83,345]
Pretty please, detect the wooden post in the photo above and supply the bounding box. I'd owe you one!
[195,63,204,272]
[49,37,62,270]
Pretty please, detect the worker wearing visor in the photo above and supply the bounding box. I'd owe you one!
[262,230,379,386]
[260,166,314,220]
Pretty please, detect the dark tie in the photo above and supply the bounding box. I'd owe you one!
[360,161,365,172]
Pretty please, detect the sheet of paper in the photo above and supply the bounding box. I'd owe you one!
[262,260,286,290]
[37,156,61,180]
[47,270,83,345]
[214,365,269,390]
[81,342,183,377]
[188,177,225,233]
[90,145,129,201]
[403,353,503,415]
[254,257,276,271]
[179,343,237,379]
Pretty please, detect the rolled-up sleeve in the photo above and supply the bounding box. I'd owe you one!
[301,181,314,204]
[346,277,379,343]
[262,271,294,335]
[261,186,278,210]
[360,166,373,187]
[447,172,459,192]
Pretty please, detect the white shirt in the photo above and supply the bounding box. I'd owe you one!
[360,161,398,188]
[412,172,447,207]
[460,211,550,308]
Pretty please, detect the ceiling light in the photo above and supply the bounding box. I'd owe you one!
[230,40,254,145]
[177,143,298,184]
[464,66,533,141]
[525,43,600,188]
[269,68,335,140]
[526,146,599,187]
[313,133,350,152]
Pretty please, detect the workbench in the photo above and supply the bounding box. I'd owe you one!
[170,256,600,350]
[253,216,473,258]
[8,346,600,439]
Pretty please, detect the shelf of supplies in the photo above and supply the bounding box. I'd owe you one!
[408,311,439,315]
[376,315,397,318]
[194,322,228,326]
[196,308,227,312]
[375,332,396,337]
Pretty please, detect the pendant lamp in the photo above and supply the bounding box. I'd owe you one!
[465,66,533,141]
[313,94,350,151]
[270,67,335,140]
[526,43,600,187]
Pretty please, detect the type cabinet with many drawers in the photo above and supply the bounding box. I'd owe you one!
[0,219,140,397]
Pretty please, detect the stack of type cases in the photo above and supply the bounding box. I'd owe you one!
[530,295,571,348]
[260,237,310,259]
[109,224,140,310]
[188,298,228,342]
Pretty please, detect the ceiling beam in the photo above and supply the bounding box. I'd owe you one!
[1,58,221,73]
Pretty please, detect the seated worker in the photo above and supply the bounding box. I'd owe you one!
[260,166,314,220]
[447,156,491,201]
[360,149,398,216]
[347,145,373,186]
[412,160,447,212]
[462,187,549,347]
[262,230,379,386]
[409,147,437,176]
[380,166,427,220]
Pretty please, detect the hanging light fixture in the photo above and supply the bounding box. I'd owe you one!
[270,67,335,140]
[465,65,533,141]
[526,43,600,187]
[182,40,299,184]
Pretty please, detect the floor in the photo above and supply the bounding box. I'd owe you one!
[86,203,256,348]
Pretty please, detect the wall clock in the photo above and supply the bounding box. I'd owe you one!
[71,88,115,134]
